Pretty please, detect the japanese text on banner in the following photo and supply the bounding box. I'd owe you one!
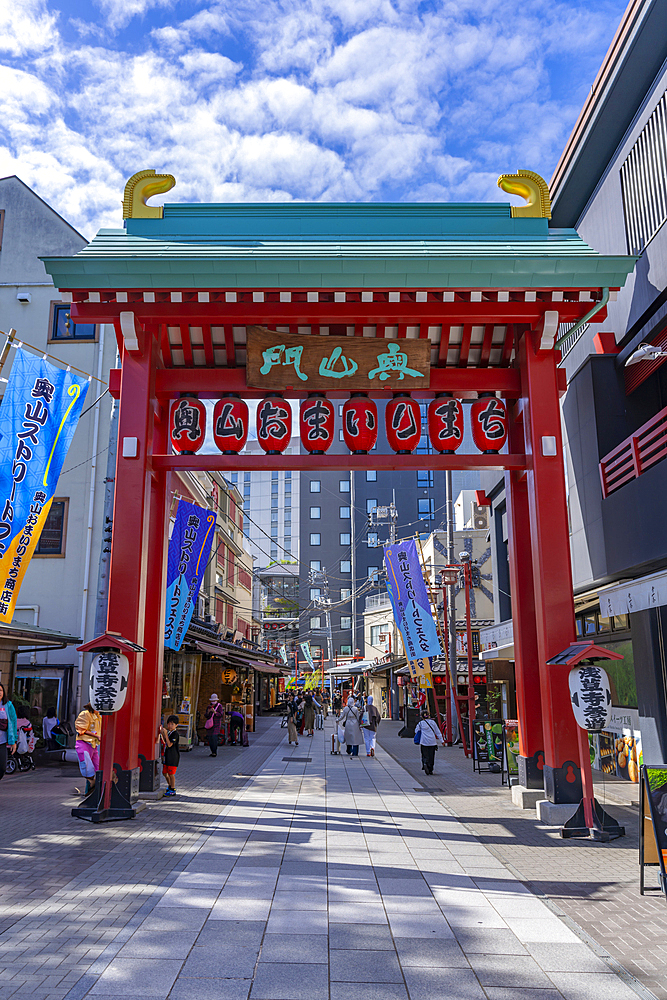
[164,500,216,651]
[383,540,442,661]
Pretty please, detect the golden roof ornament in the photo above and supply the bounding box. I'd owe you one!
[122,169,176,220]
[497,170,551,219]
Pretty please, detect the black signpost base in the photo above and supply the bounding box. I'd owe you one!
[71,769,137,823]
[560,797,625,842]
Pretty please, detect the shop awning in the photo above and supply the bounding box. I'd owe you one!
[196,641,228,657]
[250,662,284,675]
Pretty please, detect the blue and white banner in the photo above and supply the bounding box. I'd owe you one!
[300,641,315,670]
[279,644,288,665]
[164,500,216,651]
[384,540,442,661]
[0,350,89,622]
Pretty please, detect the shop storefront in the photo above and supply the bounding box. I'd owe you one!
[162,649,202,750]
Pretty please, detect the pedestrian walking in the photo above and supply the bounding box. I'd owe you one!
[42,707,59,749]
[204,693,224,756]
[0,683,18,781]
[303,693,315,737]
[74,702,102,796]
[363,695,381,757]
[414,709,444,775]
[340,696,363,757]
[333,692,342,717]
[160,715,180,796]
[286,695,300,746]
[229,707,245,745]
[322,691,330,718]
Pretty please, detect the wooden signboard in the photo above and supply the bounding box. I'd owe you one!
[246,325,430,391]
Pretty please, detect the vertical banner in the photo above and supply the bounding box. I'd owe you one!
[279,644,288,665]
[164,500,216,651]
[300,641,315,671]
[0,350,89,622]
[384,540,442,661]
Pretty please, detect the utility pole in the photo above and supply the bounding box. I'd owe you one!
[445,471,459,740]
[350,469,356,656]
[309,565,333,671]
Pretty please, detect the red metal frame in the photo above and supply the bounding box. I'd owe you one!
[599,401,667,497]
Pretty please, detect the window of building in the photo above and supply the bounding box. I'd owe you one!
[49,303,96,342]
[285,471,291,480]
[271,483,279,496]
[339,479,350,492]
[271,525,278,538]
[35,498,68,556]
[271,496,278,508]
[310,560,321,570]
[271,510,278,522]
[339,532,351,545]
[310,533,321,545]
[340,560,351,573]
[339,429,345,441]
[271,546,278,559]
[341,588,352,600]
[370,625,386,646]
[418,498,434,520]
[285,481,291,494]
[368,566,379,580]
[366,470,377,481]
[340,616,352,630]
[310,588,321,600]
[417,470,434,487]
[230,473,238,483]
[310,616,321,629]
[310,506,321,519]
[243,486,250,498]
[311,645,322,659]
[244,472,251,482]
[310,480,321,493]
[366,498,377,513]
[272,471,279,480]
[340,644,352,656]
[339,506,350,518]
[367,532,378,547]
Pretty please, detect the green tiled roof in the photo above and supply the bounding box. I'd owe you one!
[42,201,636,291]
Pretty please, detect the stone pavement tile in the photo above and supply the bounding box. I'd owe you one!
[443,905,509,928]
[387,912,454,939]
[116,929,199,959]
[328,924,395,951]
[168,980,251,1000]
[401,966,486,1000]
[265,911,328,935]
[467,954,554,988]
[89,958,183,996]
[329,984,409,1000]
[180,946,257,979]
[431,887,494,907]
[276,863,326,877]
[250,962,328,1000]
[452,927,528,955]
[329,949,403,983]
[260,934,328,964]
[526,943,611,974]
[504,917,581,944]
[156,888,220,909]
[483,990,563,1000]
[171,873,228,889]
[394,936,468,968]
[328,902,387,924]
[489,896,555,919]
[373,868,424,881]
[196,921,266,948]
[380,895,442,914]
[547,972,641,1000]
[270,891,327,910]
[376,878,430,896]
[208,898,271,921]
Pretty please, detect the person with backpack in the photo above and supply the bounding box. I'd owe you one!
[414,708,444,775]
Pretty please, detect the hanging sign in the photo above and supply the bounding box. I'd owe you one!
[246,326,430,391]
[384,540,443,661]
[0,350,89,623]
[342,395,378,453]
[164,500,216,651]
[410,657,433,688]
[471,395,508,453]
[257,395,292,453]
[170,397,206,453]
[300,641,315,670]
[89,650,130,714]
[429,396,464,453]
[568,664,613,732]
[213,397,248,454]
[386,395,421,453]
[300,396,335,453]
[279,645,288,665]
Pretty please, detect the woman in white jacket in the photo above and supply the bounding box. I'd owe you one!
[340,696,363,757]
[415,709,444,775]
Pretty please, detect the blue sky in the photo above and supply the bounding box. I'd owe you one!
[1,0,628,238]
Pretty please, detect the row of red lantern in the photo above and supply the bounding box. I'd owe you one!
[169,392,508,456]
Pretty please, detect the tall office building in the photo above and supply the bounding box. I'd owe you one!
[230,439,301,566]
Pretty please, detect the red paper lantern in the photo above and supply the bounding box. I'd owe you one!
[300,395,335,454]
[170,396,206,454]
[471,394,508,453]
[257,394,292,454]
[386,394,421,454]
[213,396,248,454]
[428,394,464,453]
[342,394,378,454]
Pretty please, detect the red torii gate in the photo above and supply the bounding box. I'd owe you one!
[42,169,634,821]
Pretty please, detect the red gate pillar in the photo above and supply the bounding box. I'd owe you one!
[102,326,160,804]
[519,331,581,803]
[505,403,544,789]
[137,402,170,791]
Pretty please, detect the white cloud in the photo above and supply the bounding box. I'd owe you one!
[94,0,177,30]
[0,0,58,56]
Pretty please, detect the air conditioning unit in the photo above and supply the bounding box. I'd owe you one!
[472,503,488,530]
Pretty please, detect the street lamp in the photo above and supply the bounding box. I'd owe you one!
[625,343,667,366]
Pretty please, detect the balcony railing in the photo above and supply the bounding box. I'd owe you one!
[365,593,391,611]
[599,403,667,498]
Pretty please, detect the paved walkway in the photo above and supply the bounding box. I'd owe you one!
[0,714,657,1000]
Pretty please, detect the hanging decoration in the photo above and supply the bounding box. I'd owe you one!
[386,394,421,454]
[256,394,292,454]
[170,395,206,454]
[213,396,248,454]
[342,394,378,454]
[428,394,464,453]
[299,395,335,454]
[471,394,508,453]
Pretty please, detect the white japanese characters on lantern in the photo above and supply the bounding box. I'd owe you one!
[89,650,130,714]
[568,664,612,732]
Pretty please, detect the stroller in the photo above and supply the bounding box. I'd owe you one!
[6,720,37,773]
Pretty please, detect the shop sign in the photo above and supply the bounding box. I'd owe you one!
[568,664,612,732]
[472,719,503,773]
[0,350,89,623]
[89,650,130,714]
[246,326,430,392]
[164,500,216,651]
[384,540,442,661]
[503,719,520,778]
[640,765,667,899]
[222,668,237,685]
